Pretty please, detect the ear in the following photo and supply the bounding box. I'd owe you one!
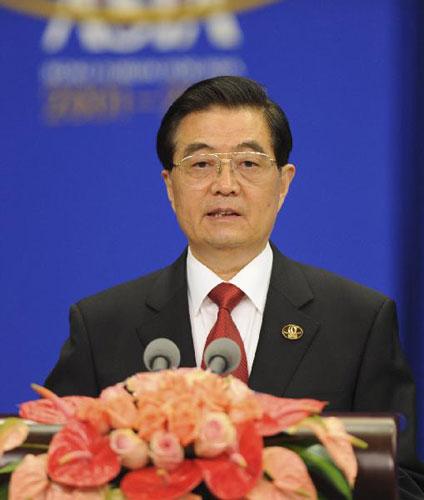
[161,169,176,212]
[277,163,296,210]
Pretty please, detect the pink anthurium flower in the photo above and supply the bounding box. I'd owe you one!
[9,453,49,500]
[263,446,317,499]
[293,416,358,487]
[254,393,327,436]
[196,421,263,499]
[47,419,120,487]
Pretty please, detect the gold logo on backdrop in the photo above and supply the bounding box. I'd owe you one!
[282,324,304,340]
[0,0,280,24]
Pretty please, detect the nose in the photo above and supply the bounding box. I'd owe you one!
[211,158,240,195]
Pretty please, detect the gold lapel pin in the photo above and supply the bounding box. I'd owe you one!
[282,324,304,340]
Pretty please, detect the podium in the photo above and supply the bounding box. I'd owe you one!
[256,413,398,499]
[0,414,398,499]
[335,414,398,499]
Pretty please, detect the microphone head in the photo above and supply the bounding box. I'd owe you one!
[203,338,241,375]
[143,338,181,371]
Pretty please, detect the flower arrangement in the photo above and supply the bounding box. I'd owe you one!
[0,369,365,499]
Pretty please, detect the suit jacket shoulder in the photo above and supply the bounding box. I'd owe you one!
[76,250,187,326]
[45,250,195,395]
[272,247,390,313]
[248,248,396,402]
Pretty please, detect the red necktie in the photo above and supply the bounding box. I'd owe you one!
[201,282,249,383]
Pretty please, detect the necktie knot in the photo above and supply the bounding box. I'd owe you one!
[208,282,244,312]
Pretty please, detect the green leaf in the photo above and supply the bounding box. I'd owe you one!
[287,444,352,500]
[350,435,368,449]
[0,460,21,474]
[0,418,25,434]
[0,482,9,500]
[19,443,49,450]
[106,487,125,500]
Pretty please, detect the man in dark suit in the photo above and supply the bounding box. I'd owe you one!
[45,76,423,497]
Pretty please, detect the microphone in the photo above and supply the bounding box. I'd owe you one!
[143,338,181,371]
[203,338,241,375]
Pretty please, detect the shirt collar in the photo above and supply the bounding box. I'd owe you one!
[187,243,273,314]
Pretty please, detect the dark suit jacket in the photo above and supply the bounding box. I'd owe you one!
[45,245,424,498]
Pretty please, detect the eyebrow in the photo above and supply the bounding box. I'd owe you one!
[182,143,213,157]
[235,141,266,154]
[182,140,267,157]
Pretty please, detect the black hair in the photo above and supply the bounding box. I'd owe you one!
[156,76,293,170]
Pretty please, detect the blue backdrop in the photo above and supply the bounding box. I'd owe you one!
[0,0,422,456]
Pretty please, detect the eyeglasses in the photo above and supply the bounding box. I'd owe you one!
[172,151,278,185]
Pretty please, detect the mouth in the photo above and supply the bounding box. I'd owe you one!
[206,208,241,218]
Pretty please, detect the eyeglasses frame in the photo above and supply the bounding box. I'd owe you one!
[172,151,279,180]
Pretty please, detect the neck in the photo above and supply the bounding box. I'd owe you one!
[189,244,267,281]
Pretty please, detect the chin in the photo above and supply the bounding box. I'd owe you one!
[206,236,251,250]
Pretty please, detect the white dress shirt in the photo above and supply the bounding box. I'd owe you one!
[187,243,273,373]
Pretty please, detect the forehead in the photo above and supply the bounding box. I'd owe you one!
[173,106,273,156]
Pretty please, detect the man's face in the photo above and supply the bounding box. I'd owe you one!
[162,106,295,260]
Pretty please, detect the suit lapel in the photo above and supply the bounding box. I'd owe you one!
[135,250,196,369]
[249,246,321,396]
[134,245,320,390]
